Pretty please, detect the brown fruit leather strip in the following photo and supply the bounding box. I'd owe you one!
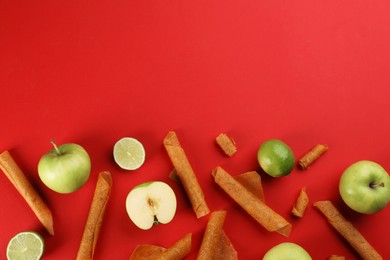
[314,200,382,260]
[298,144,328,170]
[163,131,210,218]
[76,171,112,260]
[155,233,192,260]
[212,166,291,237]
[197,211,227,260]
[291,187,309,217]
[0,150,54,235]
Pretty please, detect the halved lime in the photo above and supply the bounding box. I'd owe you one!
[6,231,45,260]
[113,137,145,170]
[257,139,295,177]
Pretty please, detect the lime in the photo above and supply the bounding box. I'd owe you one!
[257,139,295,177]
[113,137,145,170]
[6,231,44,260]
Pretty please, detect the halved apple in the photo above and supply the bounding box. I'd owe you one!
[126,181,177,230]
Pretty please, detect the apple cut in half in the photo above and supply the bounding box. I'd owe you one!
[126,181,177,230]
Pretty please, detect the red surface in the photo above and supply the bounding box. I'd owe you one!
[1,0,390,259]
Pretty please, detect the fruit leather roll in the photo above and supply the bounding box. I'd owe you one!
[130,233,192,260]
[155,233,192,260]
[163,131,210,218]
[0,150,54,235]
[298,144,328,170]
[212,166,291,237]
[291,187,309,218]
[314,200,382,260]
[197,210,238,260]
[197,211,227,260]
[76,171,112,260]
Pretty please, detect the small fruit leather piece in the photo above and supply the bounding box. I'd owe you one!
[216,133,237,157]
[291,187,309,217]
[298,144,328,170]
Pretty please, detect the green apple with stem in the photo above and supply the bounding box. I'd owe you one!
[339,160,390,214]
[263,242,312,260]
[38,141,91,194]
[126,181,177,230]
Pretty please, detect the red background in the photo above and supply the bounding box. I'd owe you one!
[1,0,390,259]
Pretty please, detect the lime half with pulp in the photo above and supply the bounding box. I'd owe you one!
[113,137,146,170]
[257,139,295,177]
[6,231,44,260]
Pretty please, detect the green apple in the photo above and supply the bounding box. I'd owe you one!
[339,160,390,214]
[126,181,177,230]
[263,242,312,260]
[38,141,91,194]
[257,139,295,177]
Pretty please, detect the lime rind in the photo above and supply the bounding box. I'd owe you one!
[113,137,146,170]
[258,139,295,177]
[6,231,44,260]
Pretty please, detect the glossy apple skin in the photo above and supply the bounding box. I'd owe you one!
[38,143,91,194]
[339,160,390,214]
[263,242,312,260]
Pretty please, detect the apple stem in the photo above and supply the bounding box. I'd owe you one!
[153,216,159,225]
[370,182,385,189]
[51,140,61,155]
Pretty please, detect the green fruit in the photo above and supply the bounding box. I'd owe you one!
[38,141,91,194]
[126,181,177,230]
[339,160,390,214]
[113,137,145,170]
[263,242,312,260]
[257,139,295,177]
[7,231,45,260]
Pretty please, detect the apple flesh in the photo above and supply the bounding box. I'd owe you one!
[339,160,390,214]
[38,141,91,194]
[263,242,312,260]
[126,181,177,230]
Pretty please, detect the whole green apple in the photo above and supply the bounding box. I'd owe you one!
[38,141,91,194]
[339,160,390,214]
[263,242,312,260]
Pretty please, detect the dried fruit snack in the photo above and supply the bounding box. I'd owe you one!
[298,144,328,170]
[0,150,54,235]
[130,233,192,260]
[314,200,382,260]
[212,166,292,237]
[291,187,309,218]
[197,211,238,260]
[163,131,210,218]
[76,171,112,260]
[216,133,237,157]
